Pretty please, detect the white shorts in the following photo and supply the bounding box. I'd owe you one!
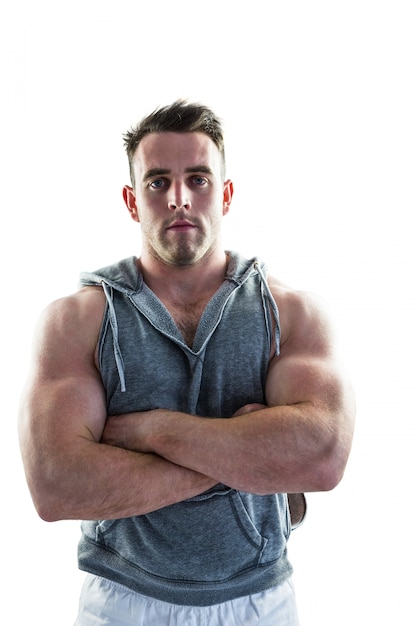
[74,574,300,625]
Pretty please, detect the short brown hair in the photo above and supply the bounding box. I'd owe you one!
[123,99,226,186]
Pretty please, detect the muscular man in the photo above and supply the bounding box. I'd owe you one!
[18,100,355,625]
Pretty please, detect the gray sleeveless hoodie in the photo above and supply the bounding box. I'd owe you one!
[77,251,293,606]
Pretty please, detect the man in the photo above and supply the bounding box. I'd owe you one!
[18,100,355,625]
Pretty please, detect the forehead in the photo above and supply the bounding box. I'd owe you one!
[133,132,222,175]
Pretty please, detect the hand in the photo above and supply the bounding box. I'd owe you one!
[101,410,158,453]
[102,404,268,455]
[232,403,267,417]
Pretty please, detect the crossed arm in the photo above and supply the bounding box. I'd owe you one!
[18,284,355,523]
[102,288,355,495]
[18,289,217,522]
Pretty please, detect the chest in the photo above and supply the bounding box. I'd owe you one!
[99,285,272,416]
[165,299,208,348]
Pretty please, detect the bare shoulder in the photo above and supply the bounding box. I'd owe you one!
[40,286,106,329]
[19,286,108,454]
[267,275,336,357]
[266,275,355,421]
[33,286,106,376]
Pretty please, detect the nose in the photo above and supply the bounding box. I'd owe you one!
[168,182,191,211]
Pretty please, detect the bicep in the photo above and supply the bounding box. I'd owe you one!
[265,287,355,419]
[264,343,355,488]
[18,293,107,460]
[20,373,107,451]
[265,352,348,415]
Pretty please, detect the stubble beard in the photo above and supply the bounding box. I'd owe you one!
[150,228,210,268]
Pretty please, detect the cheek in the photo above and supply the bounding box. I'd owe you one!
[203,188,226,214]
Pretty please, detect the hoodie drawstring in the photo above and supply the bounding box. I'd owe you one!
[254,262,281,357]
[99,262,279,393]
[101,282,127,392]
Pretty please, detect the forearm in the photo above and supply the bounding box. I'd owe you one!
[26,439,216,522]
[19,374,217,522]
[116,405,347,495]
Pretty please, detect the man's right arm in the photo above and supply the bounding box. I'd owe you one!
[18,288,216,522]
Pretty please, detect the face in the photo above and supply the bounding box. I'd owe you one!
[123,132,233,267]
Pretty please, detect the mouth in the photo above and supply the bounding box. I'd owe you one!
[167,220,197,232]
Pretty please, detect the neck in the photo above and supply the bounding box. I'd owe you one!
[138,249,229,302]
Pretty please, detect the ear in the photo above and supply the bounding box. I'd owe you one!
[222,179,234,216]
[123,185,140,223]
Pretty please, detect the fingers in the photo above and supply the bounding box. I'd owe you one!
[232,403,267,417]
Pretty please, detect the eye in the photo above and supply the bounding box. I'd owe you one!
[191,176,208,186]
[149,178,167,190]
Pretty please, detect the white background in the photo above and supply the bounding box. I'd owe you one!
[1,1,416,624]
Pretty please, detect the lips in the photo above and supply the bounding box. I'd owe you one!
[167,220,197,231]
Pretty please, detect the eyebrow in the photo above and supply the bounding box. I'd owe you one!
[142,165,214,182]
[185,166,213,175]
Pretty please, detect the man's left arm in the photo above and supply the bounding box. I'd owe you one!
[103,288,355,495]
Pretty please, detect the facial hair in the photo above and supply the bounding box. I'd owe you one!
[143,214,221,268]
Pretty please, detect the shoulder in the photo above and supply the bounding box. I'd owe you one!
[33,287,106,371]
[39,286,105,332]
[267,275,336,357]
[265,277,354,417]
